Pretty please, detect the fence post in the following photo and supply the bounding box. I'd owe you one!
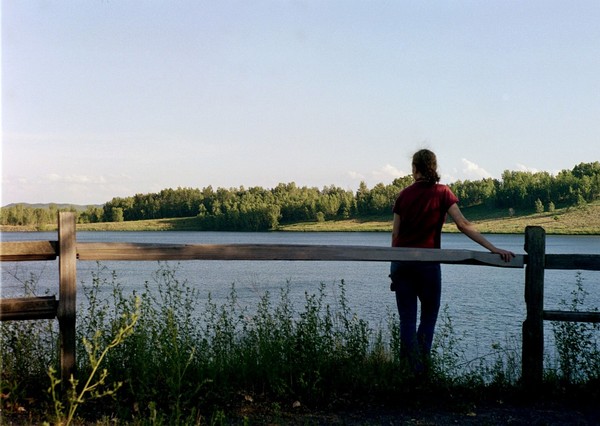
[58,212,77,385]
[522,226,545,387]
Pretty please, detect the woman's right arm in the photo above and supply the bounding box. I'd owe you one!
[447,203,515,262]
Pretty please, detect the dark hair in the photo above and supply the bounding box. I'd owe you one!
[412,149,440,184]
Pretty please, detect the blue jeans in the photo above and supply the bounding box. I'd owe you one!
[390,261,441,373]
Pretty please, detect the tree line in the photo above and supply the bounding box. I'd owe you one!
[2,162,599,230]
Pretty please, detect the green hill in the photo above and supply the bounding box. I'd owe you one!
[65,201,600,234]
[2,201,599,235]
[277,202,600,235]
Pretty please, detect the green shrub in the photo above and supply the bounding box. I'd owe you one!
[0,271,58,413]
[2,264,598,423]
[551,273,600,383]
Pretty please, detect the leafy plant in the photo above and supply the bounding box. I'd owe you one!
[4,262,600,424]
[551,273,600,383]
[0,270,58,414]
[46,297,140,426]
[432,304,467,381]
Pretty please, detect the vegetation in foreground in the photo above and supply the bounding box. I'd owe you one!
[1,265,599,425]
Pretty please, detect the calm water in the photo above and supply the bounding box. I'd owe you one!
[2,231,599,361]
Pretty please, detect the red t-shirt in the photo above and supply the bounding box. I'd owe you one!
[392,181,459,248]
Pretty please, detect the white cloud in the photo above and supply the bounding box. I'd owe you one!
[461,158,492,180]
[1,173,134,205]
[346,164,409,186]
[347,171,366,180]
[516,163,539,173]
[371,164,407,182]
[44,174,108,184]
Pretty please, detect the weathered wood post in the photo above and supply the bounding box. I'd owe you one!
[58,212,77,385]
[522,226,545,387]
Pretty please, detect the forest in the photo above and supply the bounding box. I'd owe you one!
[2,162,599,231]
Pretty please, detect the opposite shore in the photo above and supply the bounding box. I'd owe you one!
[1,201,599,235]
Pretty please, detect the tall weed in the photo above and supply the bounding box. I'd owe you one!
[551,273,600,383]
[0,271,57,413]
[77,262,205,421]
[3,263,598,423]
[47,297,140,426]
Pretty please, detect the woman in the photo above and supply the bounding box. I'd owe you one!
[390,149,514,374]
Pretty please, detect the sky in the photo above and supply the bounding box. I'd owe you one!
[2,1,600,206]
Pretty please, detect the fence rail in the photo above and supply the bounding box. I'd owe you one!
[1,240,525,266]
[1,213,599,389]
[0,296,58,321]
[0,240,58,261]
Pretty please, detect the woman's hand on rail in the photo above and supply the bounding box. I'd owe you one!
[491,248,516,263]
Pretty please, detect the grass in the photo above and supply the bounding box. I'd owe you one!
[443,201,600,235]
[1,264,599,424]
[277,201,600,234]
[278,215,392,232]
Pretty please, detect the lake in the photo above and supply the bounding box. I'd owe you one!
[2,231,599,363]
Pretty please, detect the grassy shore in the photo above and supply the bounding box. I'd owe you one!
[2,201,599,234]
[280,201,600,234]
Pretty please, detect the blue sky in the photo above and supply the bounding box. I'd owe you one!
[2,1,600,205]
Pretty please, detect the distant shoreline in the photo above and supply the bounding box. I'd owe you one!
[2,202,599,236]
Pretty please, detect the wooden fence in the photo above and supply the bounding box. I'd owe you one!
[1,212,599,388]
